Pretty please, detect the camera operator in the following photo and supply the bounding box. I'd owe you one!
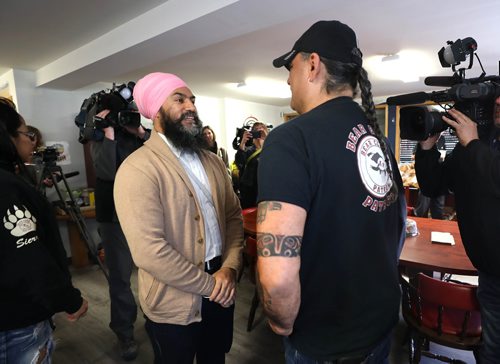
[0,102,88,363]
[90,108,150,361]
[415,95,500,362]
[234,122,268,208]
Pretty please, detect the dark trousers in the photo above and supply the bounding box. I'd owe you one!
[477,271,500,364]
[99,222,137,341]
[145,263,235,364]
[414,191,445,219]
[284,334,390,364]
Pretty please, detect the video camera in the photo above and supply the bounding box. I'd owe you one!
[232,116,273,150]
[387,37,500,141]
[33,145,62,166]
[75,82,140,143]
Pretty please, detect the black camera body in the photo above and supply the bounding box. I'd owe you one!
[397,79,499,140]
[234,126,262,148]
[75,82,140,143]
[387,38,500,141]
[33,145,61,166]
[232,116,273,150]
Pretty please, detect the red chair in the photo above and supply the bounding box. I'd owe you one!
[240,208,260,331]
[242,207,257,235]
[244,236,259,331]
[401,273,482,363]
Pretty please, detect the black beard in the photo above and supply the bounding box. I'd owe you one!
[159,109,204,152]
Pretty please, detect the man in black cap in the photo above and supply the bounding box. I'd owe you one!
[256,20,406,363]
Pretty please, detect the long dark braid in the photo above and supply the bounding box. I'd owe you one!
[357,67,398,204]
[308,52,398,205]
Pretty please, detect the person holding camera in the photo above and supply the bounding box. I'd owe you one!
[90,108,150,361]
[234,122,268,208]
[0,102,88,363]
[415,96,500,363]
[256,20,405,363]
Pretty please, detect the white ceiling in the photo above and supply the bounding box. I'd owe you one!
[1,0,499,106]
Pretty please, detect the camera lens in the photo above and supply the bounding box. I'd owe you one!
[400,106,447,141]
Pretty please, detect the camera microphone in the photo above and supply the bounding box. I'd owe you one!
[424,75,461,87]
[386,92,429,105]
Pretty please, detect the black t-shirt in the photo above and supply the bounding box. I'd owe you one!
[258,97,405,360]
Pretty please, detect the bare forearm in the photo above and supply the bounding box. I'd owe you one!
[257,270,300,335]
[256,201,305,336]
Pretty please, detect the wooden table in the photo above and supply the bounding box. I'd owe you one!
[399,217,476,276]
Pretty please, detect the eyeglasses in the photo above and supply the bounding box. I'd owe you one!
[18,130,36,142]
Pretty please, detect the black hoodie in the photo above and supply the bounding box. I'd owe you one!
[0,165,83,330]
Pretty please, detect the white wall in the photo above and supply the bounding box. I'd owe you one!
[6,69,293,255]
[0,70,17,104]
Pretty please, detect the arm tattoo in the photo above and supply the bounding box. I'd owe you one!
[257,202,282,224]
[257,232,301,257]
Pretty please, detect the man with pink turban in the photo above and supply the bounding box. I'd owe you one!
[114,72,243,364]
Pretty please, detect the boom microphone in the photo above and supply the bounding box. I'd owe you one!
[424,75,461,87]
[386,92,429,105]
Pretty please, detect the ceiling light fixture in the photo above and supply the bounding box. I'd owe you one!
[365,50,438,83]
[381,54,400,62]
[227,77,291,99]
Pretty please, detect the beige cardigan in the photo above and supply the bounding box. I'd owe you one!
[114,130,243,325]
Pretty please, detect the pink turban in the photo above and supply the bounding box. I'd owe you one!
[133,72,188,120]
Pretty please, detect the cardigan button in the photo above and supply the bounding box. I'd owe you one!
[194,215,200,221]
[197,238,204,244]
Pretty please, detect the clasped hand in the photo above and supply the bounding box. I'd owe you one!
[209,267,236,308]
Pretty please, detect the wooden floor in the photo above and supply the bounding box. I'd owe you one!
[51,265,476,364]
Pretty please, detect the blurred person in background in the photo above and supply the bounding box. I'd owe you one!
[235,122,269,208]
[202,125,229,168]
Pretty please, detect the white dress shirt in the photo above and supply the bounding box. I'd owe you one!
[158,133,222,261]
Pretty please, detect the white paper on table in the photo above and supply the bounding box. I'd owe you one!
[431,231,456,245]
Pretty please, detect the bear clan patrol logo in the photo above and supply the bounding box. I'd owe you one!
[356,135,392,198]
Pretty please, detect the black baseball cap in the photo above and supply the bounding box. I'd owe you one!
[273,20,362,68]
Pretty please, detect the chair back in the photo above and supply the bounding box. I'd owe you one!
[242,207,257,237]
[401,273,481,340]
[417,273,481,337]
[244,236,257,284]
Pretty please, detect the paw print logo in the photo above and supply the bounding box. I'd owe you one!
[3,205,37,237]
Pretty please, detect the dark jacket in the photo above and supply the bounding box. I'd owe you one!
[235,145,261,208]
[415,138,500,276]
[91,128,150,222]
[0,165,83,330]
